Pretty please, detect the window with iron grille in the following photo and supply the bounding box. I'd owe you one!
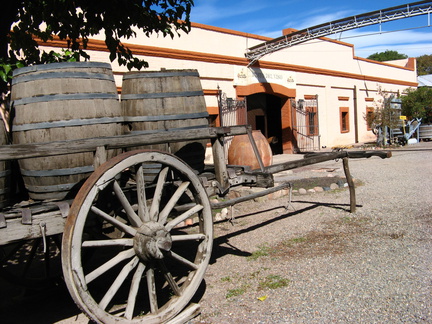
[340,107,349,133]
[306,106,318,136]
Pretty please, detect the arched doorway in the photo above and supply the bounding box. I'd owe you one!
[246,93,283,154]
[236,82,296,153]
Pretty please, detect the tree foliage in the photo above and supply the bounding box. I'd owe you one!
[416,54,432,76]
[401,87,432,123]
[364,87,403,146]
[367,50,408,62]
[0,0,194,92]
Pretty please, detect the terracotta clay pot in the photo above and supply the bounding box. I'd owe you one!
[228,130,273,169]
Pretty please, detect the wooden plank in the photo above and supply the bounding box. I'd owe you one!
[210,182,292,209]
[263,150,391,175]
[0,126,250,161]
[0,211,65,245]
[211,136,230,193]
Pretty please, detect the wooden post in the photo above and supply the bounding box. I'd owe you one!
[211,136,230,194]
[342,157,356,213]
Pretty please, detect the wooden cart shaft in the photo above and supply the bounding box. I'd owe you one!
[0,124,392,246]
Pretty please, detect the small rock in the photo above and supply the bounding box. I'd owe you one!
[282,189,290,196]
[330,183,339,190]
[214,213,222,221]
[221,208,228,218]
[314,186,324,192]
[269,190,283,199]
[307,189,316,193]
[227,190,241,199]
[299,188,307,195]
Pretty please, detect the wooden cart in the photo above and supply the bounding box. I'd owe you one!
[0,123,391,323]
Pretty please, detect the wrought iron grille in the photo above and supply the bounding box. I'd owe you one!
[218,92,246,157]
[291,98,320,152]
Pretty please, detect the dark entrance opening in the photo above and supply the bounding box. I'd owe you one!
[246,93,283,154]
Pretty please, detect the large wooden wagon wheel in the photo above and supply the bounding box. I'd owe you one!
[62,150,213,323]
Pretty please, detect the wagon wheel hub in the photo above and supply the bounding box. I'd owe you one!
[133,222,172,262]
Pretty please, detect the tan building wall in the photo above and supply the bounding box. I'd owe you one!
[39,22,418,153]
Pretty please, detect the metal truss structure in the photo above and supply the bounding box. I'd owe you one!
[245,1,432,65]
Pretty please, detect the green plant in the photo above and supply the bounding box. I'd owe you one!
[367,50,407,62]
[41,49,79,63]
[279,236,307,248]
[0,59,24,85]
[226,286,248,298]
[364,87,403,146]
[290,237,307,244]
[247,244,271,261]
[258,275,290,290]
[221,276,231,282]
[401,87,432,123]
[248,270,261,278]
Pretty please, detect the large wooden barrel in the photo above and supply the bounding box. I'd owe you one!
[0,116,10,208]
[228,130,273,170]
[11,62,122,200]
[121,69,209,174]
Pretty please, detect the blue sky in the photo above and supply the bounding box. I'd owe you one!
[190,0,432,58]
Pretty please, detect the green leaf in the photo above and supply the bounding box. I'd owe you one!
[0,71,7,83]
[2,0,194,70]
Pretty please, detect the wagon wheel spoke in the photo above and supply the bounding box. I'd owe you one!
[171,233,206,242]
[149,166,169,221]
[82,238,134,248]
[113,180,142,227]
[165,204,203,231]
[158,259,181,296]
[99,256,140,311]
[167,251,199,270]
[62,151,213,323]
[136,164,150,222]
[85,249,136,284]
[146,266,158,314]
[125,262,146,320]
[90,205,137,237]
[158,181,190,224]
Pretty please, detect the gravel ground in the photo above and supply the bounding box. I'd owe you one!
[192,142,432,324]
[1,142,431,323]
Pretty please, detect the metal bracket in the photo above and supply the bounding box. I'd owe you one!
[53,201,70,218]
[21,208,32,225]
[40,222,47,253]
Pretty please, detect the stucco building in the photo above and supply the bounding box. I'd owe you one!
[40,23,418,153]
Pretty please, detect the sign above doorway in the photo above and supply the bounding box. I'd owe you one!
[234,67,296,88]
